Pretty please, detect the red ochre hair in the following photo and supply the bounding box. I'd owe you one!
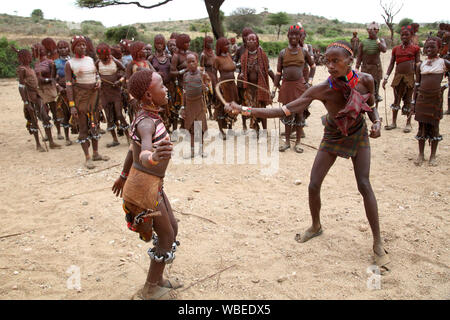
[130,41,145,60]
[176,34,191,50]
[128,69,154,101]
[96,43,111,56]
[216,37,229,56]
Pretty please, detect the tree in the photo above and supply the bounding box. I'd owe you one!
[226,7,260,37]
[76,0,225,39]
[105,26,138,43]
[266,12,290,40]
[76,0,173,9]
[204,0,225,39]
[380,0,404,43]
[31,9,44,22]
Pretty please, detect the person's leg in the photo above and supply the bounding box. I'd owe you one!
[296,150,337,243]
[25,104,45,152]
[414,123,426,166]
[403,85,413,132]
[48,101,63,139]
[294,115,304,153]
[429,140,439,166]
[279,118,291,151]
[41,102,61,149]
[351,147,384,258]
[142,201,176,298]
[115,101,131,144]
[105,102,120,148]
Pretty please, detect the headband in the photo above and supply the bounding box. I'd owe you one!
[327,42,354,56]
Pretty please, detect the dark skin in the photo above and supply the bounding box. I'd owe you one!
[383,30,420,131]
[412,41,450,166]
[152,38,172,122]
[226,47,388,261]
[215,42,236,136]
[17,55,45,152]
[96,50,130,146]
[239,34,275,133]
[181,54,209,157]
[112,72,179,298]
[55,42,72,145]
[356,27,387,106]
[200,38,217,120]
[274,31,316,151]
[170,40,191,131]
[33,45,62,148]
[65,41,103,164]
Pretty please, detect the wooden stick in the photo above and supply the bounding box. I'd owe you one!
[180,264,236,293]
[0,231,32,240]
[173,209,217,225]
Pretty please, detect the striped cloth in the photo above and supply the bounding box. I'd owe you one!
[130,109,169,147]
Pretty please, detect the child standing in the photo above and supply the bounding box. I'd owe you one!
[412,37,450,166]
[181,53,209,158]
[383,25,421,133]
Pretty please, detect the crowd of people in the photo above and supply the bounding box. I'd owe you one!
[12,21,449,300]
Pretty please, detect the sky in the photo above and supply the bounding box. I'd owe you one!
[1,0,449,28]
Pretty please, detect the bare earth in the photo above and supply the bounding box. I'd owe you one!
[0,52,449,300]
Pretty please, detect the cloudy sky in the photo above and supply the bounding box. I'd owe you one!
[1,0,448,27]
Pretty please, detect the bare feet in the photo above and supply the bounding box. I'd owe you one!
[295,225,323,243]
[414,155,424,166]
[57,134,64,140]
[37,145,46,152]
[65,140,73,146]
[429,157,438,167]
[403,124,412,133]
[93,154,110,161]
[106,141,120,148]
[133,283,176,300]
[49,142,62,149]
[85,159,95,170]
[384,124,397,130]
[159,277,183,289]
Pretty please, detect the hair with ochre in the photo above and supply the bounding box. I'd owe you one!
[128,69,154,101]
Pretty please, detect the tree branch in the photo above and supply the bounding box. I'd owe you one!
[78,0,173,9]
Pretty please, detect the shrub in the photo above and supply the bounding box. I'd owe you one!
[260,40,288,57]
[0,37,22,78]
[105,26,138,43]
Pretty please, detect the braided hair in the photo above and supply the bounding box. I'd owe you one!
[130,41,145,60]
[176,34,190,50]
[425,36,442,49]
[216,37,229,56]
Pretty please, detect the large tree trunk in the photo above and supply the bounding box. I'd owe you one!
[204,0,225,40]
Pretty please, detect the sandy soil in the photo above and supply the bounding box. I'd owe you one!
[0,52,449,300]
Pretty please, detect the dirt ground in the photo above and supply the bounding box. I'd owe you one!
[0,52,449,300]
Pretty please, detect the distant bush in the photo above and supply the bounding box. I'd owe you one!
[105,26,138,43]
[31,9,44,22]
[190,37,205,56]
[0,37,22,78]
[260,40,288,57]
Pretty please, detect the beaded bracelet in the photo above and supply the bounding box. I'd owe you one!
[120,171,129,180]
[241,107,252,116]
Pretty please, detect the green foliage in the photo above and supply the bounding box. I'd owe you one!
[266,12,291,28]
[189,24,197,32]
[105,26,138,43]
[190,37,205,56]
[260,40,288,57]
[226,7,260,36]
[0,37,21,78]
[81,20,106,38]
[396,18,413,33]
[31,9,44,22]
